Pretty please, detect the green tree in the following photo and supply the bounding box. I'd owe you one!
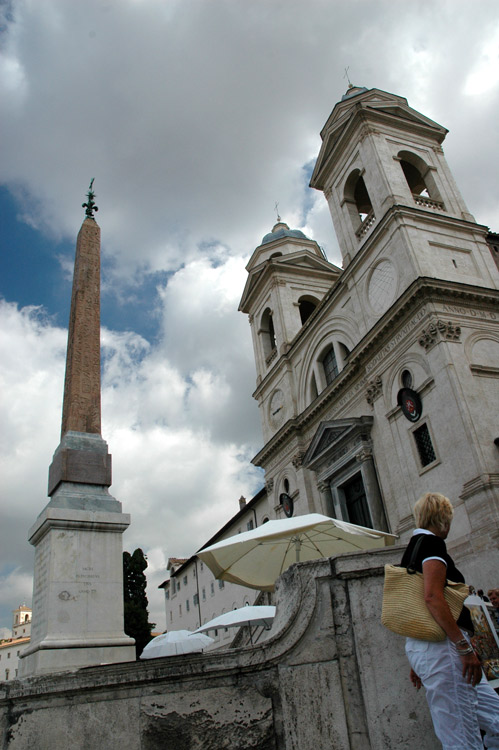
[123,548,155,658]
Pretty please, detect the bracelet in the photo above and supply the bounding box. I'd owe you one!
[456,646,474,656]
[454,638,469,649]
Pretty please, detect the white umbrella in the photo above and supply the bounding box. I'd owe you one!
[198,513,397,591]
[140,629,214,659]
[193,606,276,634]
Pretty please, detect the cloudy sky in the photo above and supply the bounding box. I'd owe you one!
[1,0,498,636]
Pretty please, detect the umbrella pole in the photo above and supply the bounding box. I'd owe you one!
[294,537,301,562]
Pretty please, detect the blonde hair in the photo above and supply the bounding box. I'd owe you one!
[413,492,454,533]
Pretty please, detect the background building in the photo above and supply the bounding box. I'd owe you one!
[160,491,270,648]
[0,605,32,681]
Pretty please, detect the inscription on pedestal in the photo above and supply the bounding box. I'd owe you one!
[31,534,50,641]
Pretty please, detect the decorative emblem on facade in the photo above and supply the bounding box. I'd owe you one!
[355,448,373,463]
[279,493,294,518]
[292,452,306,469]
[365,376,383,405]
[418,320,461,350]
[367,260,396,313]
[397,387,422,422]
[265,478,274,493]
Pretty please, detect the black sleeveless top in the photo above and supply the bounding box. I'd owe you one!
[400,532,473,634]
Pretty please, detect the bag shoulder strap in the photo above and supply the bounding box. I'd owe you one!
[406,535,425,575]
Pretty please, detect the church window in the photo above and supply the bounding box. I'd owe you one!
[398,151,443,207]
[186,599,190,612]
[310,372,319,401]
[269,252,282,259]
[413,423,437,468]
[298,296,319,325]
[322,346,339,385]
[338,342,350,367]
[247,519,254,531]
[261,308,276,360]
[283,478,290,494]
[179,604,182,616]
[344,169,375,238]
[202,588,206,601]
[5,670,9,680]
[24,615,29,623]
[262,517,269,524]
[183,575,187,585]
[400,160,429,197]
[193,593,199,606]
[401,369,413,388]
[165,590,170,600]
[218,580,225,589]
[210,582,215,595]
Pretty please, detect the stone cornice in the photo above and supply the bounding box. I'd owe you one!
[252,277,498,467]
[312,100,447,191]
[346,203,490,276]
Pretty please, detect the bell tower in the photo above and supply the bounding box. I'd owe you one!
[239,221,340,443]
[310,85,497,304]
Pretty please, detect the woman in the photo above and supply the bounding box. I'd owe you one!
[402,492,499,749]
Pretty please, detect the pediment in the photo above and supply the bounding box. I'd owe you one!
[311,88,447,189]
[239,252,341,312]
[302,416,373,468]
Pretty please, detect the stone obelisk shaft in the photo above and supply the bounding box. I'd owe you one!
[20,186,135,677]
[61,218,102,437]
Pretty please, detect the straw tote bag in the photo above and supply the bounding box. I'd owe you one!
[381,536,469,642]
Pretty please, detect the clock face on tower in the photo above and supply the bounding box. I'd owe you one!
[269,388,286,429]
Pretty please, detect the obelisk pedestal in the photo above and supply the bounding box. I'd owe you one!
[19,186,135,676]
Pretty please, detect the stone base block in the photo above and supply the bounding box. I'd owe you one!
[21,500,134,677]
[19,641,136,677]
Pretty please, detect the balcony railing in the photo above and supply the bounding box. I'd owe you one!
[412,194,445,211]
[355,209,376,240]
[266,348,277,367]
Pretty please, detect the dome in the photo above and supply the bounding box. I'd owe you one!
[341,84,368,101]
[261,221,310,245]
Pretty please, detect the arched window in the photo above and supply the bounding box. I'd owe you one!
[261,308,276,359]
[338,342,350,366]
[400,159,428,196]
[398,151,443,207]
[322,345,339,385]
[269,252,282,259]
[298,296,319,325]
[344,169,375,238]
[310,372,319,402]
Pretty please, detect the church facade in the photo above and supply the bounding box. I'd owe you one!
[239,85,499,588]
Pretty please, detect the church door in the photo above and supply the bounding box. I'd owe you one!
[341,473,372,528]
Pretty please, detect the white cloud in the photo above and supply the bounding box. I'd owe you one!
[0,285,262,631]
[1,0,498,633]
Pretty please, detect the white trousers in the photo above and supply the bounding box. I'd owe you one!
[405,635,499,750]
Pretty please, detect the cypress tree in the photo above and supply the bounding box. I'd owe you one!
[123,548,155,658]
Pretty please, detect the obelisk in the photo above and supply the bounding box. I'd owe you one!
[19,182,136,677]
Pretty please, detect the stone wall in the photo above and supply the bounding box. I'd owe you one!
[0,547,439,750]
